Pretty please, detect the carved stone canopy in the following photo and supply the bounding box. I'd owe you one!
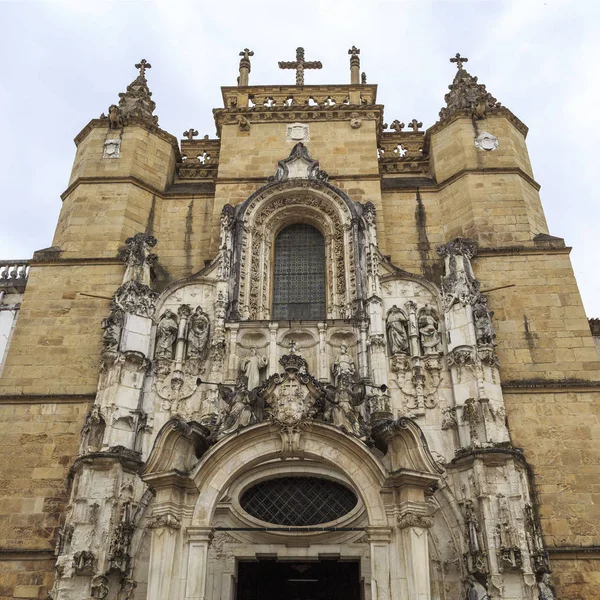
[268,142,328,182]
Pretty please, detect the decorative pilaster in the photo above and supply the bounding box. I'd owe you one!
[184,528,214,600]
[146,512,182,600]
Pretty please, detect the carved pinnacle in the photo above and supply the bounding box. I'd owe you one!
[183,129,198,140]
[135,59,152,77]
[450,53,468,70]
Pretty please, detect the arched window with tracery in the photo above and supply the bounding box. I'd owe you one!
[272,223,326,320]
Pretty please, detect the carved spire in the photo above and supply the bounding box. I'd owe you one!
[116,59,159,126]
[439,54,501,121]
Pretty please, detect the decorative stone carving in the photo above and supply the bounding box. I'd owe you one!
[472,295,496,346]
[437,238,480,310]
[286,123,310,142]
[278,46,323,86]
[108,501,135,574]
[441,406,458,430]
[90,575,109,599]
[417,304,442,354]
[187,306,210,359]
[119,233,157,285]
[147,513,181,530]
[496,494,522,571]
[439,54,501,120]
[397,512,434,529]
[386,306,409,355]
[236,115,251,131]
[101,309,123,353]
[324,373,366,439]
[464,500,487,574]
[349,112,362,129]
[155,310,178,359]
[112,280,158,318]
[240,347,268,391]
[462,397,483,446]
[116,59,159,126]
[268,142,328,182]
[331,343,356,385]
[72,550,95,574]
[474,132,499,151]
[108,104,121,129]
[216,375,258,438]
[538,573,555,600]
[525,504,550,574]
[465,575,489,600]
[103,138,121,159]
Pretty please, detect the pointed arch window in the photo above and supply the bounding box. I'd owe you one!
[272,224,326,320]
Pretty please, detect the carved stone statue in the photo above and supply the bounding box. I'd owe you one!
[101,310,123,353]
[386,306,409,355]
[217,375,257,437]
[331,343,356,385]
[155,310,178,359]
[538,573,555,600]
[187,306,210,359]
[325,374,365,438]
[418,304,442,354]
[241,347,268,391]
[472,295,496,346]
[465,575,489,600]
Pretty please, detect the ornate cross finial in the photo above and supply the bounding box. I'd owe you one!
[183,128,198,140]
[450,53,468,70]
[408,119,423,132]
[239,48,254,61]
[135,59,152,78]
[390,120,405,132]
[278,47,323,86]
[348,46,360,58]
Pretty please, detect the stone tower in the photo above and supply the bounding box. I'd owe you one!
[0,49,597,600]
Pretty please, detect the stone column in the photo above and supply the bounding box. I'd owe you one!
[396,511,434,600]
[268,322,279,376]
[366,527,393,600]
[317,321,327,381]
[146,513,182,600]
[184,527,213,600]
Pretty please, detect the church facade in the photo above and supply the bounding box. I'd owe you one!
[0,48,598,600]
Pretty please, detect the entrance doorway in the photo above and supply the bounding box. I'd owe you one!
[237,559,361,600]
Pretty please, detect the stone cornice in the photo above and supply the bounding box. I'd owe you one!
[0,549,55,560]
[425,106,529,139]
[0,393,95,404]
[213,104,384,136]
[547,546,600,559]
[475,245,571,258]
[437,166,540,191]
[74,118,181,159]
[29,257,123,268]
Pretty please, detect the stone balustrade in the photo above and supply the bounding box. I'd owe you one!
[0,260,30,293]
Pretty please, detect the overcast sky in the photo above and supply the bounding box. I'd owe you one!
[1,1,599,315]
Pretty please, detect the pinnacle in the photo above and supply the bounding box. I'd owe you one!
[439,55,502,121]
[112,60,159,127]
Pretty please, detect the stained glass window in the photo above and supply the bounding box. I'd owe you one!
[272,223,326,320]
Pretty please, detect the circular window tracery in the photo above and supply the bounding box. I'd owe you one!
[240,476,358,526]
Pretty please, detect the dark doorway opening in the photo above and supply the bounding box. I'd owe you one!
[237,559,361,600]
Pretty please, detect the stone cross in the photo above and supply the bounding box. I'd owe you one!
[348,46,360,58]
[183,129,198,140]
[239,48,254,61]
[450,53,468,70]
[348,46,360,85]
[278,47,322,86]
[408,119,423,132]
[238,48,254,86]
[391,120,405,132]
[135,59,152,77]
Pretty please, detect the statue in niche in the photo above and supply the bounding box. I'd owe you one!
[386,306,409,355]
[325,373,366,438]
[217,375,258,437]
[101,310,123,353]
[465,576,489,600]
[155,310,178,359]
[418,304,442,354]
[538,573,555,600]
[331,343,356,385]
[241,347,268,391]
[472,295,496,346]
[187,306,210,358]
